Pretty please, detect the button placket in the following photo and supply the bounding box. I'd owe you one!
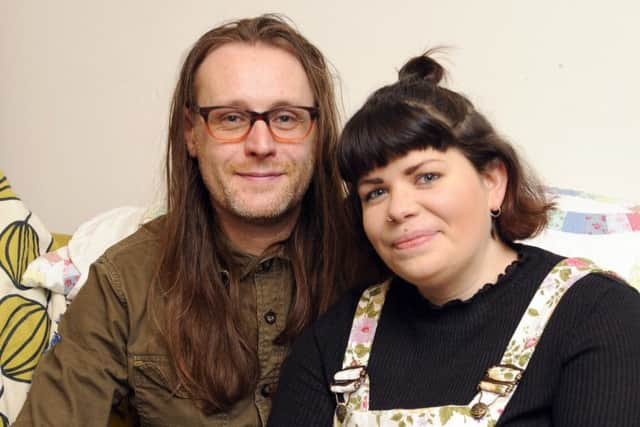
[252,256,292,421]
[254,261,280,377]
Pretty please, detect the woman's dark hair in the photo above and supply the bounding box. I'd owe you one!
[337,51,553,248]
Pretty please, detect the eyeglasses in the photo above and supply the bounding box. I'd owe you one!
[191,105,319,143]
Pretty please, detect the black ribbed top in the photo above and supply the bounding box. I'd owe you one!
[268,244,640,426]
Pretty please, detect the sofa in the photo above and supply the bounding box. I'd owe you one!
[0,170,638,426]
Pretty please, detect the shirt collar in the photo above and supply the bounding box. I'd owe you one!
[224,241,291,281]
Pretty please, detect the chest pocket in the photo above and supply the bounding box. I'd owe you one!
[133,355,188,396]
[131,354,227,427]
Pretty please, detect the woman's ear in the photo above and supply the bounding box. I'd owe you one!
[481,159,508,211]
[184,108,197,158]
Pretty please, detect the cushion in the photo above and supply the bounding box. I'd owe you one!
[22,246,81,296]
[20,206,156,300]
[0,173,154,426]
[523,187,640,288]
[0,170,63,424]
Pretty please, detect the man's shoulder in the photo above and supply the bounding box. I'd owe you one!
[102,215,165,259]
[95,215,166,285]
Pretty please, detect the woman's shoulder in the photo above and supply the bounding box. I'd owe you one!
[549,263,640,350]
[517,242,637,305]
[570,268,639,310]
[519,242,636,295]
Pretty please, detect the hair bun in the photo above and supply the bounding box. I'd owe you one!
[398,53,444,85]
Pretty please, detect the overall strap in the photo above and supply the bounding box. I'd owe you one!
[343,280,391,368]
[331,280,391,413]
[470,257,606,420]
[500,258,604,370]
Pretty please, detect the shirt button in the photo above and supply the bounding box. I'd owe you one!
[261,383,275,398]
[264,310,277,325]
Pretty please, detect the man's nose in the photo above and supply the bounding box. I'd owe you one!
[243,119,276,157]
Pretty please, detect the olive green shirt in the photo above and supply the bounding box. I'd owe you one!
[14,217,294,427]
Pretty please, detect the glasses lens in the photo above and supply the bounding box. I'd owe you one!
[205,107,315,142]
[268,107,312,140]
[208,108,250,139]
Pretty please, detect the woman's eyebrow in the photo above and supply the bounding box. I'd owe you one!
[358,177,384,186]
[403,159,443,176]
[358,159,445,186]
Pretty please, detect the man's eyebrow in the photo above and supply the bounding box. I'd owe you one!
[269,100,312,108]
[199,100,311,109]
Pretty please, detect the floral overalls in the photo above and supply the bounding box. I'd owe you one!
[331,258,605,427]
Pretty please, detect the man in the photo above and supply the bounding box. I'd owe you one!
[14,15,365,426]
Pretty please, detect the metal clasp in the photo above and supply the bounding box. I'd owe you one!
[478,364,524,396]
[330,365,367,394]
[471,364,524,420]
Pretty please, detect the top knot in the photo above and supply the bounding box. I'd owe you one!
[398,52,445,85]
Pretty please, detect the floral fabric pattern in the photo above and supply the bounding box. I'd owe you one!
[333,258,603,426]
[545,187,640,235]
[21,246,81,296]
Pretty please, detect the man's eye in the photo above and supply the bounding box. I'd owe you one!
[222,113,245,123]
[273,113,298,124]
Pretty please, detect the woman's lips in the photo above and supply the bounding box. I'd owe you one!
[392,231,438,250]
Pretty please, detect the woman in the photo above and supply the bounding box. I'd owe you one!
[268,53,640,426]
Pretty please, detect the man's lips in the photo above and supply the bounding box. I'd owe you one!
[392,230,438,250]
[235,171,285,180]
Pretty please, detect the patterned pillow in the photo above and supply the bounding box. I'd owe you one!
[0,171,55,425]
[524,187,640,288]
[22,246,81,296]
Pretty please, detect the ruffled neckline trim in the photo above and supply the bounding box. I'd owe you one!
[399,247,527,310]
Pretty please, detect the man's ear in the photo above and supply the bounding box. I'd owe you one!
[481,159,508,211]
[184,108,197,158]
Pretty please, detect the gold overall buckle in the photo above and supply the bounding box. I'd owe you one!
[471,364,524,419]
[331,366,367,422]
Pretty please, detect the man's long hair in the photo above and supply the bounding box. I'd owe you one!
[152,15,358,413]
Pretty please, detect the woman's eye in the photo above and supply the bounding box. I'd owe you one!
[417,173,440,184]
[363,188,386,202]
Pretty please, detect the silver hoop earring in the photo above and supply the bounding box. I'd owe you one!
[490,208,502,218]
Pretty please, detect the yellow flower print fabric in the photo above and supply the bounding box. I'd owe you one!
[0,171,54,424]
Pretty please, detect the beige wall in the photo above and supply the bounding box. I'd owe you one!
[2,0,638,233]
